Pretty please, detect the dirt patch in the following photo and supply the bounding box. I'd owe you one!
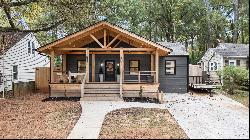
[98,107,188,139]
[0,93,81,139]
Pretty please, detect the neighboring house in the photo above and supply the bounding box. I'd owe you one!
[157,42,189,93]
[198,43,249,83]
[37,21,189,100]
[0,32,49,92]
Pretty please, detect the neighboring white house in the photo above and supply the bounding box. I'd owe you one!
[198,43,249,83]
[0,32,49,92]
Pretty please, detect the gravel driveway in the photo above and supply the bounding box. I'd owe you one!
[68,93,249,139]
[164,93,249,139]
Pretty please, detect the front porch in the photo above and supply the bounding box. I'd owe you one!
[37,21,171,100]
[49,49,160,100]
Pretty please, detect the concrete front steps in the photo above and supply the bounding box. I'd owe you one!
[81,83,123,101]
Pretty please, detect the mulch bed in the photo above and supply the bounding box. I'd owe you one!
[98,107,188,139]
[0,93,81,139]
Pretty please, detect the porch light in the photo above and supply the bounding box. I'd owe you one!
[100,63,104,67]
[117,63,119,66]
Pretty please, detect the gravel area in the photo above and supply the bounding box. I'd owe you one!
[69,93,249,139]
[0,94,81,139]
[163,93,249,139]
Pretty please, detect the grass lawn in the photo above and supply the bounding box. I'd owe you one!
[0,94,81,139]
[223,91,249,107]
[98,107,188,139]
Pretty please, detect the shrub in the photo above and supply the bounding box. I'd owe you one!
[217,66,249,94]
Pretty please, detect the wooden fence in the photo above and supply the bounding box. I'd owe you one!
[35,67,50,93]
[13,81,35,97]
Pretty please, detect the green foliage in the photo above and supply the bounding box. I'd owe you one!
[0,0,249,62]
[218,66,249,94]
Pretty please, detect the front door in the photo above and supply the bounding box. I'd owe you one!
[105,60,115,81]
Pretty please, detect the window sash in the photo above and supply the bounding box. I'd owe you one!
[165,60,176,75]
[28,41,31,54]
[129,60,140,75]
[13,65,18,80]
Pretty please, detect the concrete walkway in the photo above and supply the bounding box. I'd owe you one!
[67,101,165,139]
[68,93,249,139]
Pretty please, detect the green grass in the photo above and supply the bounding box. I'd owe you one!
[224,91,249,107]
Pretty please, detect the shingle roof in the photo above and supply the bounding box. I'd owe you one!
[199,43,249,63]
[215,43,249,56]
[0,32,28,55]
[157,41,188,55]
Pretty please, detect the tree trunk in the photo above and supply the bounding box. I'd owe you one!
[191,33,194,63]
[232,0,239,43]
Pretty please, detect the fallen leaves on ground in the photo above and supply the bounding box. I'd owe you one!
[0,94,81,139]
[98,107,188,139]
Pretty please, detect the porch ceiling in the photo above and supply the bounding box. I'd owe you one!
[37,21,172,56]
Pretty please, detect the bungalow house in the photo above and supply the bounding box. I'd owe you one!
[0,32,49,92]
[198,43,249,83]
[37,21,189,100]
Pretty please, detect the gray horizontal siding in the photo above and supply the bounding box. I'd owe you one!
[159,56,188,93]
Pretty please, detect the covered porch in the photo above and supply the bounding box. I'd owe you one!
[37,21,171,100]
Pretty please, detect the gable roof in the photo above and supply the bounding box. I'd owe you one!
[0,32,28,55]
[157,41,188,55]
[37,21,172,56]
[215,43,249,56]
[199,43,249,63]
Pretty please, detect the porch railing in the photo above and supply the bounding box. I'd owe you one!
[124,71,156,83]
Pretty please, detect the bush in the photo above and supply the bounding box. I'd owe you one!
[217,66,249,94]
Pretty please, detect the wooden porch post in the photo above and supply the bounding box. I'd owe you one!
[92,54,95,82]
[86,49,89,83]
[50,50,55,83]
[120,49,124,98]
[62,54,67,73]
[155,50,159,83]
[151,54,155,71]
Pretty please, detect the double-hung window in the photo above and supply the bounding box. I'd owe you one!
[165,60,176,75]
[13,65,18,80]
[129,60,140,75]
[32,42,35,55]
[28,41,31,54]
[209,62,218,71]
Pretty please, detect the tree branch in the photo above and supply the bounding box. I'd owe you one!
[0,0,39,7]
[1,0,16,28]
[0,19,66,33]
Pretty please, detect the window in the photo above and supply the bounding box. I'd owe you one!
[28,41,31,54]
[236,60,240,66]
[209,62,218,71]
[32,42,35,54]
[165,60,176,75]
[13,65,18,80]
[229,60,236,66]
[129,60,140,75]
[224,59,229,66]
[77,60,86,73]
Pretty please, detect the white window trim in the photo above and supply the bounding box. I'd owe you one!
[229,60,236,66]
[209,62,218,71]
